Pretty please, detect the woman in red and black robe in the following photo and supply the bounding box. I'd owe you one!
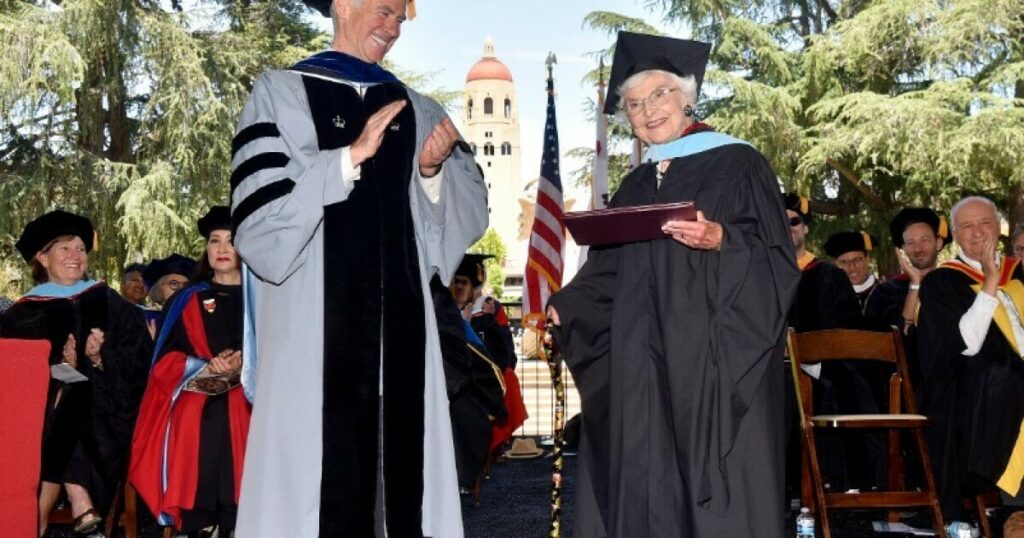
[130,206,251,535]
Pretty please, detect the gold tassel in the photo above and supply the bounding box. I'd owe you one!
[92,230,100,252]
[407,0,416,19]
[938,216,949,239]
[799,196,809,215]
[861,231,873,251]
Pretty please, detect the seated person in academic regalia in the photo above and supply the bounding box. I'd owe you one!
[864,208,948,385]
[130,206,251,536]
[141,254,195,338]
[119,263,149,307]
[917,196,1024,524]
[782,196,882,493]
[1012,224,1024,259]
[825,230,881,314]
[783,194,864,332]
[0,210,152,537]
[431,269,508,496]
[450,254,528,456]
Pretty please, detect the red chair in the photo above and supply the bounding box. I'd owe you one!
[0,338,52,538]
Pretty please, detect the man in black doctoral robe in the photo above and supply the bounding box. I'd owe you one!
[917,196,1024,519]
[782,194,877,494]
[783,194,864,333]
[864,207,948,386]
[825,230,881,313]
[549,32,800,537]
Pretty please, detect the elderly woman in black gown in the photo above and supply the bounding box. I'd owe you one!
[0,210,151,536]
[547,32,799,537]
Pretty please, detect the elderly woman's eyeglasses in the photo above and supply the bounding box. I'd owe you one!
[164,278,187,291]
[622,87,679,117]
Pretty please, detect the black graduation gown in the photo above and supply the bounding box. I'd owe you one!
[784,257,887,492]
[430,278,507,490]
[470,310,517,370]
[917,261,1024,518]
[550,142,800,537]
[864,275,925,385]
[787,259,863,333]
[0,283,152,514]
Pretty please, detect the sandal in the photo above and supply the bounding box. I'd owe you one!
[1006,510,1024,538]
[72,508,102,534]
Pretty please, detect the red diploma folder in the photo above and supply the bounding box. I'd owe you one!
[564,201,697,246]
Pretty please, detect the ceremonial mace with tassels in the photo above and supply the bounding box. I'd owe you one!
[543,312,566,538]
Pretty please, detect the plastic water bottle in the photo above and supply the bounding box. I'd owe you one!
[795,507,815,537]
[945,521,979,538]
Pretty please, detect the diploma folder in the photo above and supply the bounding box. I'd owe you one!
[564,201,697,246]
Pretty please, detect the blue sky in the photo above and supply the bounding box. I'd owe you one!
[362,0,686,194]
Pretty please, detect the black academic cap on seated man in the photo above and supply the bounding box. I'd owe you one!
[604,31,712,115]
[455,254,494,289]
[824,231,879,259]
[302,0,417,19]
[889,207,949,249]
[16,210,95,262]
[197,206,232,239]
[783,193,812,223]
[142,254,196,288]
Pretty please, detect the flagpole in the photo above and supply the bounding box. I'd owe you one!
[540,51,567,538]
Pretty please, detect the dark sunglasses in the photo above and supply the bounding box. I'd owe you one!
[788,217,804,227]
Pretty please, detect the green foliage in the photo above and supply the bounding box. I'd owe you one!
[469,228,507,297]
[582,0,1024,273]
[0,0,457,297]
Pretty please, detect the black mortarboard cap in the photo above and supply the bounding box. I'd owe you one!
[782,193,812,223]
[142,254,196,288]
[16,210,95,262]
[889,207,949,248]
[824,231,878,258]
[303,0,331,17]
[197,206,232,239]
[455,254,494,288]
[604,31,712,115]
[123,263,147,275]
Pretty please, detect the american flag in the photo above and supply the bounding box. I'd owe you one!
[522,56,565,331]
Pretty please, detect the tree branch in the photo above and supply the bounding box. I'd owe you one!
[815,0,838,25]
[825,158,890,211]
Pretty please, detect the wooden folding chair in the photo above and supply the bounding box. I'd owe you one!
[787,328,946,538]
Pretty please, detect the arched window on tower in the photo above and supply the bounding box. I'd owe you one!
[467,99,473,120]
[484,142,494,156]
[501,142,511,155]
[470,142,477,155]
[484,97,493,115]
[504,98,512,118]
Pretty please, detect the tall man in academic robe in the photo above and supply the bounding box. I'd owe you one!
[917,196,1024,520]
[229,0,487,536]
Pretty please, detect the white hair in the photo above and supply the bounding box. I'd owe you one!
[615,70,697,122]
[950,195,1002,232]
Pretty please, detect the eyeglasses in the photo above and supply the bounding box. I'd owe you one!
[622,87,679,117]
[787,217,804,227]
[164,279,187,290]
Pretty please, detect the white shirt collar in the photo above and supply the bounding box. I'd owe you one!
[853,273,877,293]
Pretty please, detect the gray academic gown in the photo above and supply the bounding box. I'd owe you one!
[231,69,487,538]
